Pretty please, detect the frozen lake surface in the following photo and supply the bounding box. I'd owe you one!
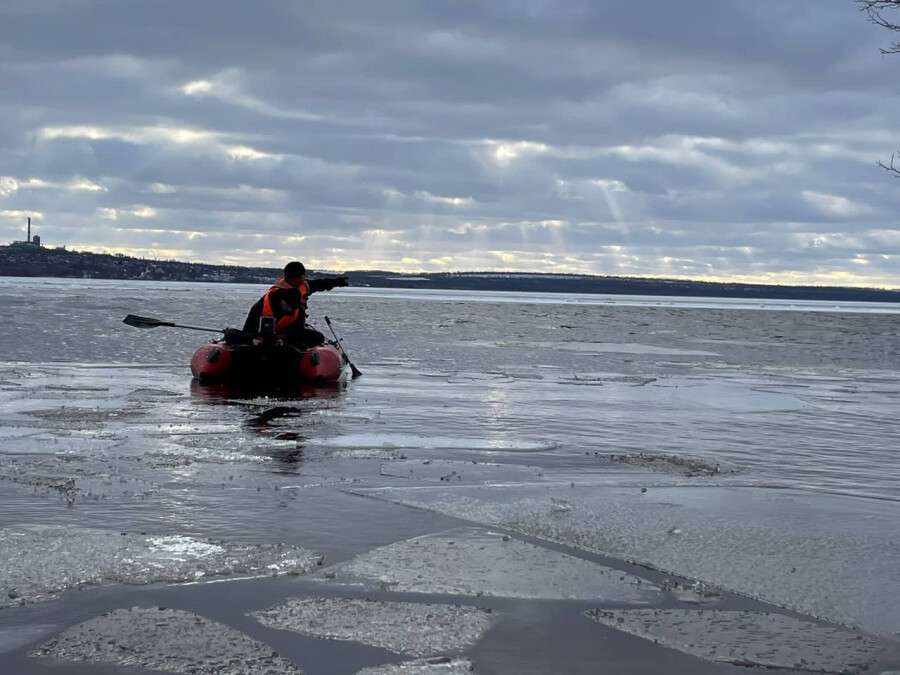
[0,277,899,674]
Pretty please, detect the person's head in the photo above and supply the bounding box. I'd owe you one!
[283,261,306,285]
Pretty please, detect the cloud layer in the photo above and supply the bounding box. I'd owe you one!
[1,1,899,286]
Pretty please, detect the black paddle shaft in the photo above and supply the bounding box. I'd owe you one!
[123,314,224,333]
[324,316,362,378]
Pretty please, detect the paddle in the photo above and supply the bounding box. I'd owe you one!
[123,314,224,334]
[324,316,362,378]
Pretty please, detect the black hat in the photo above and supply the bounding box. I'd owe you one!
[283,261,306,279]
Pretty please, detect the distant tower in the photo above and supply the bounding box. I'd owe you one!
[32,234,41,247]
[26,217,31,243]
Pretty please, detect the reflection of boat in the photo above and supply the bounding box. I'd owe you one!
[190,340,347,385]
[189,381,344,465]
[189,377,347,402]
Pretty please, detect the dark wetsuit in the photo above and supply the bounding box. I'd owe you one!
[242,276,347,346]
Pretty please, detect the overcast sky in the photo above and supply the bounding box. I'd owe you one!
[1,1,899,286]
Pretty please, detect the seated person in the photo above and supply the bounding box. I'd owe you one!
[243,261,348,346]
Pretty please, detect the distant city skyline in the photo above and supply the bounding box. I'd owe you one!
[1,1,899,287]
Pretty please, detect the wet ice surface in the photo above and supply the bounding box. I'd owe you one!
[318,527,659,601]
[356,658,474,674]
[468,338,721,357]
[0,625,57,655]
[310,434,558,454]
[252,598,493,657]
[31,607,301,674]
[377,460,545,483]
[2,279,900,672]
[587,609,884,673]
[357,484,900,636]
[0,525,322,608]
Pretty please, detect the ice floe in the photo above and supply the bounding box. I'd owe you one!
[31,606,300,674]
[0,454,159,503]
[587,609,884,673]
[0,525,322,607]
[251,597,492,657]
[531,341,721,357]
[378,459,544,484]
[310,433,557,453]
[354,485,900,635]
[317,527,659,601]
[606,452,733,477]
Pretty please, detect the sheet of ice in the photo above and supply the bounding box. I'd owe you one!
[309,433,558,453]
[0,363,292,465]
[329,448,409,460]
[587,609,884,673]
[0,625,57,654]
[557,372,658,387]
[378,459,545,484]
[0,453,159,503]
[353,485,900,636]
[251,597,492,657]
[31,606,301,674]
[23,405,149,428]
[666,381,807,412]
[0,525,322,607]
[317,527,659,602]
[529,341,720,357]
[311,286,900,313]
[606,453,734,477]
[357,658,474,674]
[552,378,808,413]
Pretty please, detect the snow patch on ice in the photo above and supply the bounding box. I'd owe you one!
[146,535,226,559]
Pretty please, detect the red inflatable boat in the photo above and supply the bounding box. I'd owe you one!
[190,341,347,384]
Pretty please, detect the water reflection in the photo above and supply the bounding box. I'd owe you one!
[189,378,348,403]
[189,379,349,465]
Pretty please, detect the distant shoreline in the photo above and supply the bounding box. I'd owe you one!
[1,243,898,303]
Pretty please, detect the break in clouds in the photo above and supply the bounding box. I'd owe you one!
[1,0,899,286]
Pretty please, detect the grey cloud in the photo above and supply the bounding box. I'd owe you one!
[1,0,899,285]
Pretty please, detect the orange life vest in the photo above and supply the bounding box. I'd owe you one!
[261,277,310,333]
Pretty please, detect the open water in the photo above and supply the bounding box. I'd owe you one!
[1,277,899,674]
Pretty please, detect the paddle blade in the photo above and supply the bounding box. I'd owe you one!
[123,314,173,329]
[349,362,363,378]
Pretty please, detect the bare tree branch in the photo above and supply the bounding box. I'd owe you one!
[858,2,900,176]
[877,152,900,177]
[858,0,900,52]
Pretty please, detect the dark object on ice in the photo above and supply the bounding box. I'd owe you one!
[324,315,362,378]
[246,406,299,428]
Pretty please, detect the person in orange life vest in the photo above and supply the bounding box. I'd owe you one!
[242,261,348,346]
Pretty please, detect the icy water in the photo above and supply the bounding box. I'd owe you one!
[1,277,899,674]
